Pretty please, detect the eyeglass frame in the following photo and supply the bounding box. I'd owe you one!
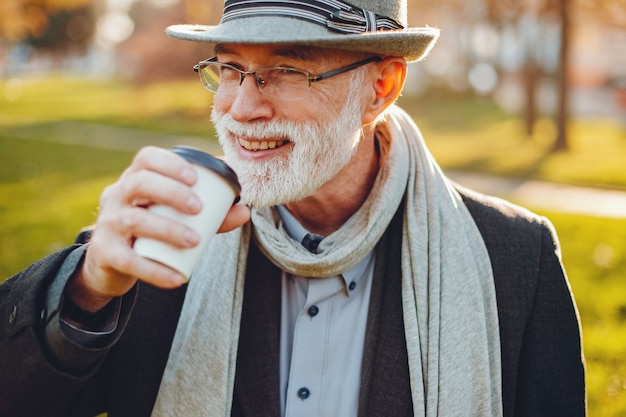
[192,55,382,100]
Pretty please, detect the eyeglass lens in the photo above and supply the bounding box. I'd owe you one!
[198,64,311,101]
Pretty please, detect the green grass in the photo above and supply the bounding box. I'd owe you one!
[1,75,625,415]
[0,137,133,276]
[0,76,213,130]
[398,92,626,189]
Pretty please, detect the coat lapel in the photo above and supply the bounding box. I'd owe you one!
[233,240,282,417]
[358,203,413,417]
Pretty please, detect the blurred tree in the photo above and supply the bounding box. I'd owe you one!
[0,0,95,54]
[115,0,222,83]
[485,0,543,137]
[411,0,625,152]
[551,0,570,151]
[481,0,624,151]
[484,0,570,150]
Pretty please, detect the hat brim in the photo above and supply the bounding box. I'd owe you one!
[166,15,439,63]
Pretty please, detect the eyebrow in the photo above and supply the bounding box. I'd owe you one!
[214,45,237,56]
[214,45,318,62]
[272,47,317,61]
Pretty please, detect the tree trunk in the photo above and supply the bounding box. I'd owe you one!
[553,0,570,151]
[524,60,539,136]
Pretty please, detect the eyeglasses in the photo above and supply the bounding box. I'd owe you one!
[193,55,382,101]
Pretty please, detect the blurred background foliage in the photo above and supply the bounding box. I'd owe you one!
[1,0,626,415]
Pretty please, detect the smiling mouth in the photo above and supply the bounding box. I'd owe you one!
[238,138,289,151]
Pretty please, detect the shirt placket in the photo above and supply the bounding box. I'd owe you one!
[283,277,343,417]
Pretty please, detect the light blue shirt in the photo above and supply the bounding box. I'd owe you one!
[276,205,375,417]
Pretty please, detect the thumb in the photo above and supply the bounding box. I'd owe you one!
[218,204,251,233]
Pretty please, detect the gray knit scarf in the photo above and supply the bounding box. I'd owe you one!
[152,105,503,416]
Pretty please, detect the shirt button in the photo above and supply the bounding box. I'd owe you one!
[307,305,319,317]
[8,305,17,325]
[297,387,310,400]
[348,281,357,291]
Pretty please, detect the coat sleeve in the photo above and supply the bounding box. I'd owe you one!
[0,245,135,417]
[512,218,586,417]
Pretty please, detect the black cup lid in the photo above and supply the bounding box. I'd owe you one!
[171,146,241,197]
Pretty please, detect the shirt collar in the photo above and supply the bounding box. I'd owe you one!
[275,205,373,294]
[275,205,315,244]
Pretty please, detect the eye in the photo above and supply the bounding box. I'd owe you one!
[265,67,306,81]
[218,64,242,81]
[223,62,245,71]
[280,68,305,76]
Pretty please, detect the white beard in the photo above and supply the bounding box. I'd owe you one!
[211,84,365,207]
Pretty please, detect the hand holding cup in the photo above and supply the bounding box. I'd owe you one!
[134,146,241,280]
[67,146,247,312]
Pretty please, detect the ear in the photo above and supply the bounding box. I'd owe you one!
[362,57,407,125]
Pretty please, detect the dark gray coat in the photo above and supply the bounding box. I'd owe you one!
[0,187,586,417]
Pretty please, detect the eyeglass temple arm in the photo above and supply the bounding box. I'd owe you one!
[309,56,382,82]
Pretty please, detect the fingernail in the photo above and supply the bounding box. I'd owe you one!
[187,195,202,212]
[181,167,196,184]
[184,229,200,246]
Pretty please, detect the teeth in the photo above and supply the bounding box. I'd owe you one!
[239,138,287,151]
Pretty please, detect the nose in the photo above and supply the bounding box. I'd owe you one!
[222,73,274,122]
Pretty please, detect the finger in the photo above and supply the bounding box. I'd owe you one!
[218,204,251,233]
[123,146,198,187]
[98,205,200,249]
[96,244,188,289]
[111,250,188,289]
[83,231,187,299]
[116,170,203,215]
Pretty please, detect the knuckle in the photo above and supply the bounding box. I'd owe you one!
[96,211,117,230]
[118,173,146,200]
[133,146,152,164]
[99,183,117,206]
[119,175,137,196]
[121,207,143,230]
[132,146,161,168]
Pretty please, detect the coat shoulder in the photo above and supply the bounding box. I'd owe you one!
[455,183,549,240]
[455,182,557,302]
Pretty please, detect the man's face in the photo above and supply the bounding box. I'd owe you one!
[210,45,369,207]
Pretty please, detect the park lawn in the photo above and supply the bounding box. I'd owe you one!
[1,76,625,414]
[0,76,213,137]
[397,92,626,190]
[0,137,134,276]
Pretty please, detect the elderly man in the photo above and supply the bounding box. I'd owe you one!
[0,0,585,416]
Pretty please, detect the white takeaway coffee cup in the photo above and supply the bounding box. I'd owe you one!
[134,146,241,279]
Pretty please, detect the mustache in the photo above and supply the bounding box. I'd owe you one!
[211,111,319,143]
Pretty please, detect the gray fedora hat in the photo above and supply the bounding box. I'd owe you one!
[166,0,440,62]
